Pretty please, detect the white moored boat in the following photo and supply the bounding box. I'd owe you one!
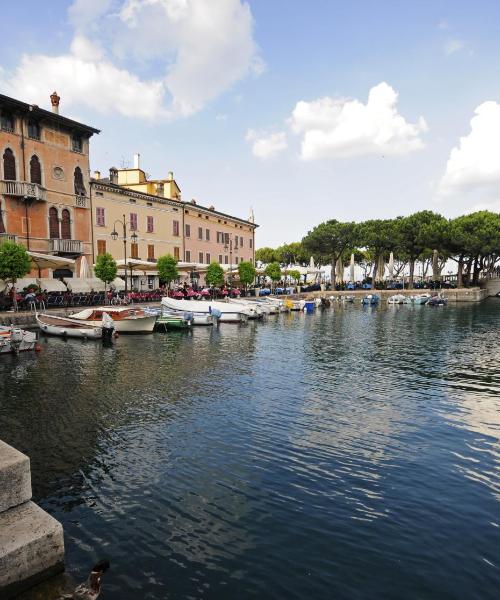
[36,313,103,339]
[69,306,156,333]
[162,297,248,323]
[226,298,264,319]
[0,325,37,354]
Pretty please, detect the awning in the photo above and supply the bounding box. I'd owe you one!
[116,258,159,273]
[28,251,76,271]
[38,278,67,292]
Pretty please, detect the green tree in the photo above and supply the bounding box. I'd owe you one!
[302,220,357,288]
[0,241,32,311]
[94,252,118,301]
[395,211,446,289]
[238,261,256,292]
[356,219,399,284]
[275,242,308,265]
[265,262,282,291]
[206,261,225,289]
[288,269,302,284]
[157,254,179,288]
[255,247,277,264]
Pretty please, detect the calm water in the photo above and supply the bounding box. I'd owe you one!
[1,301,499,600]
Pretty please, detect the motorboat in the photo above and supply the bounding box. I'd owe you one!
[226,298,264,319]
[162,297,248,323]
[36,313,103,339]
[69,306,157,333]
[427,295,447,306]
[154,313,191,332]
[362,294,380,305]
[0,325,37,354]
[412,294,431,305]
[388,294,407,304]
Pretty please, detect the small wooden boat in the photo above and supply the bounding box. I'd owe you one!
[162,297,248,323]
[154,314,191,332]
[69,306,156,333]
[36,313,103,339]
[388,294,406,304]
[0,325,37,354]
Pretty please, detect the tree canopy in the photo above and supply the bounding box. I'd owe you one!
[238,261,256,288]
[0,242,31,311]
[94,253,117,285]
[205,262,225,287]
[157,254,179,286]
[265,262,282,285]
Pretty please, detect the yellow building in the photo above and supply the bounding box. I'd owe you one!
[116,154,181,201]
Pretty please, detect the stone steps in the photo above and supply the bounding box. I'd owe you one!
[0,440,64,599]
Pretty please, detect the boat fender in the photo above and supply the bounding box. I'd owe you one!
[183,311,194,322]
[211,308,222,320]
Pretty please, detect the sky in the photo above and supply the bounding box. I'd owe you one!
[1,0,500,247]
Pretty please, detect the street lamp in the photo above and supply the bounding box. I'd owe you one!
[111,213,138,293]
[224,234,233,288]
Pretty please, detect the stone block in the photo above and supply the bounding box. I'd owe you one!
[0,501,65,598]
[0,440,31,513]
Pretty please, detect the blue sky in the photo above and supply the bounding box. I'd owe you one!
[2,0,500,246]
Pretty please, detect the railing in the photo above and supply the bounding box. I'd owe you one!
[0,180,47,201]
[49,238,83,254]
[0,233,17,244]
[75,195,88,208]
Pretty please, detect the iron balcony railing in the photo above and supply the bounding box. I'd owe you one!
[49,238,83,254]
[0,233,17,244]
[0,180,47,201]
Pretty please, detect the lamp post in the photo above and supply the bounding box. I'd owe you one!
[224,234,233,288]
[111,214,137,293]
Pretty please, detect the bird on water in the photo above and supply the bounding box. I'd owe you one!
[60,560,110,600]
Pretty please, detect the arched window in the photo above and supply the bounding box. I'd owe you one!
[49,207,59,239]
[30,155,41,184]
[61,209,71,239]
[74,167,86,196]
[3,148,16,180]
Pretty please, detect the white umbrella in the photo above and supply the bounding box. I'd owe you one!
[28,251,75,273]
[388,251,394,279]
[78,255,91,278]
[309,256,315,269]
[350,253,355,283]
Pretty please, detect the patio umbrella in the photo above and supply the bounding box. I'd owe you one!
[350,253,355,282]
[28,252,76,276]
[78,255,91,279]
[309,256,315,270]
[388,251,394,279]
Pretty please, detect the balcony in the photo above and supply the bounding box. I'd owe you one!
[0,233,17,244]
[147,257,157,263]
[49,238,83,255]
[75,195,89,209]
[0,180,47,201]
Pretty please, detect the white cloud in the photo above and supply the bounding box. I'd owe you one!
[246,129,287,159]
[444,39,464,56]
[2,0,262,120]
[438,101,500,198]
[289,82,427,160]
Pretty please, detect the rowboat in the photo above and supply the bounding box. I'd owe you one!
[36,313,103,339]
[388,294,406,304]
[0,325,37,354]
[162,297,248,323]
[69,306,156,333]
[362,294,380,305]
[154,314,191,332]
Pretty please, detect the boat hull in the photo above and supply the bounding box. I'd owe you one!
[0,326,36,354]
[37,315,103,339]
[162,297,247,323]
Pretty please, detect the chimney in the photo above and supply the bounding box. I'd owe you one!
[50,91,60,114]
[93,170,101,180]
[167,171,174,181]
[109,167,118,184]
[133,153,140,169]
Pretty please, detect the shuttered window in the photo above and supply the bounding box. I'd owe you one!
[131,243,139,259]
[3,148,16,181]
[130,213,138,230]
[97,239,106,255]
[249,238,253,249]
[218,255,222,263]
[198,227,203,240]
[185,250,191,262]
[206,253,210,264]
[185,224,191,237]
[49,207,59,239]
[148,244,155,260]
[96,207,105,226]
[74,167,86,195]
[61,209,71,239]
[173,220,179,236]
[206,229,210,241]
[174,247,180,260]
[147,216,154,232]
[199,252,203,263]
[30,155,42,185]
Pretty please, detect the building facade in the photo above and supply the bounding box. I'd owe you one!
[0,92,99,277]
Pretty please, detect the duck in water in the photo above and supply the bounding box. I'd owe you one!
[61,560,110,600]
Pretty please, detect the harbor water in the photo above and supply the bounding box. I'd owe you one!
[1,300,499,599]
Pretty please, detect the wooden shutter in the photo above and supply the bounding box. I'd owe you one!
[131,243,139,259]
[3,149,16,181]
[30,155,41,184]
[147,216,154,232]
[97,239,106,255]
[49,207,59,239]
[96,207,105,226]
[174,247,180,260]
[148,244,154,259]
[61,209,71,239]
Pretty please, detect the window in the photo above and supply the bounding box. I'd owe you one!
[224,255,228,264]
[234,237,238,250]
[216,231,222,243]
[97,240,106,255]
[198,226,203,240]
[235,257,239,265]
[27,120,40,140]
[148,245,155,260]
[71,134,83,153]
[185,224,191,237]
[205,215,209,220]
[185,209,189,214]
[206,253,210,264]
[131,243,139,259]
[3,148,16,180]
[49,207,59,239]
[1,111,14,132]
[218,254,222,263]
[174,247,180,260]
[240,236,243,247]
[61,209,71,239]
[74,167,86,195]
[249,238,253,249]
[224,233,230,245]
[173,220,179,236]
[199,252,204,263]
[205,228,210,241]
[96,207,105,226]
[129,213,138,231]
[185,250,191,262]
[147,215,154,233]
[0,201,4,234]
[30,155,41,185]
